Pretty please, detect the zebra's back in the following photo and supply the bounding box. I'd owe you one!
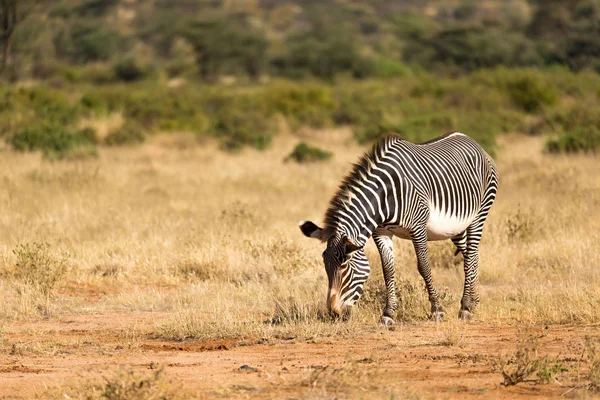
[384,132,495,240]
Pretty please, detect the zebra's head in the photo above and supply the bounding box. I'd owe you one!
[299,221,370,318]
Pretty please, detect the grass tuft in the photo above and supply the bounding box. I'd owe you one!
[13,242,68,297]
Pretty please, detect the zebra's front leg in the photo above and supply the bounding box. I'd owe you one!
[373,229,397,326]
[410,227,444,320]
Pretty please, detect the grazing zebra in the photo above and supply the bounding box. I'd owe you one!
[299,132,498,324]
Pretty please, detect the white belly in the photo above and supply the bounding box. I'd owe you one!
[425,207,473,241]
[386,207,474,241]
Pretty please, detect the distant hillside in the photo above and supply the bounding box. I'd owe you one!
[2,0,599,82]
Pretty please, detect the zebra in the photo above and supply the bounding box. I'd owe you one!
[299,131,498,324]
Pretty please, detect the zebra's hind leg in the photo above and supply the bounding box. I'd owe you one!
[373,229,397,325]
[410,227,444,321]
[458,220,485,320]
[451,230,467,257]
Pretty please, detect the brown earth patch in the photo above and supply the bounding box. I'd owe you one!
[1,314,598,399]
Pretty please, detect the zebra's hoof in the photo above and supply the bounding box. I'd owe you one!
[430,311,445,321]
[458,309,473,321]
[380,316,395,326]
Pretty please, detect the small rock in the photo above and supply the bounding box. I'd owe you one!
[238,364,259,373]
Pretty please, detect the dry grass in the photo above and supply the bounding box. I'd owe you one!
[0,130,599,341]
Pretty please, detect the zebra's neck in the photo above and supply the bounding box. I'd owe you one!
[323,137,397,245]
[324,184,386,246]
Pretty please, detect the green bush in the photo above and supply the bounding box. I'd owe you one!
[104,123,145,146]
[199,91,276,151]
[215,109,274,151]
[506,75,558,112]
[545,128,600,153]
[356,113,455,144]
[14,87,82,126]
[114,59,149,82]
[118,88,208,132]
[265,83,335,130]
[80,92,109,115]
[66,22,130,62]
[9,125,97,159]
[285,142,333,163]
[333,82,387,125]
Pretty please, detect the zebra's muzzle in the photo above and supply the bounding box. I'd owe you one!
[328,290,351,320]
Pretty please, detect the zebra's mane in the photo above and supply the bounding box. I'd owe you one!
[322,133,401,241]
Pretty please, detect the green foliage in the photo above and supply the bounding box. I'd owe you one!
[495,333,539,386]
[545,128,600,154]
[0,67,597,155]
[535,358,567,384]
[13,242,68,296]
[493,330,568,386]
[506,75,558,112]
[0,87,82,126]
[212,94,274,151]
[5,0,600,83]
[76,0,120,17]
[104,123,145,146]
[285,142,332,163]
[265,83,335,129]
[59,22,129,63]
[332,81,388,126]
[182,16,268,81]
[544,104,600,153]
[121,89,210,133]
[279,29,362,80]
[113,59,149,82]
[9,125,98,160]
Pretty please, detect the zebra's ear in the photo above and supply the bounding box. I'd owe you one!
[299,221,324,241]
[343,237,362,256]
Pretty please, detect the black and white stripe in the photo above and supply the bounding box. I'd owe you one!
[300,132,498,322]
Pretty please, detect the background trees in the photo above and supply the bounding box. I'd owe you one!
[1,0,600,82]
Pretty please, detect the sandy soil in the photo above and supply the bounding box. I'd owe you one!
[1,312,597,399]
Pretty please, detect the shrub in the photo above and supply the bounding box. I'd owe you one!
[356,113,455,144]
[333,82,387,126]
[93,367,170,400]
[211,94,275,151]
[13,242,68,296]
[104,123,145,146]
[9,125,97,159]
[284,142,333,163]
[21,87,81,125]
[265,83,335,130]
[506,75,558,112]
[545,128,600,153]
[114,59,148,82]
[122,89,209,133]
[493,331,567,386]
[365,57,413,79]
[535,358,567,384]
[67,22,130,62]
[80,92,109,115]
[494,334,539,386]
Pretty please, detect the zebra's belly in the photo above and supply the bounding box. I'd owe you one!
[387,209,475,241]
[426,207,474,241]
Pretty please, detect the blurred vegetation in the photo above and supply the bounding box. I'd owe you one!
[0,0,599,155]
[285,142,333,163]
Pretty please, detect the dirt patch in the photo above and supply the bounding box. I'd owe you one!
[1,315,598,398]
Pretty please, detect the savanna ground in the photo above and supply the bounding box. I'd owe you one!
[0,129,599,399]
